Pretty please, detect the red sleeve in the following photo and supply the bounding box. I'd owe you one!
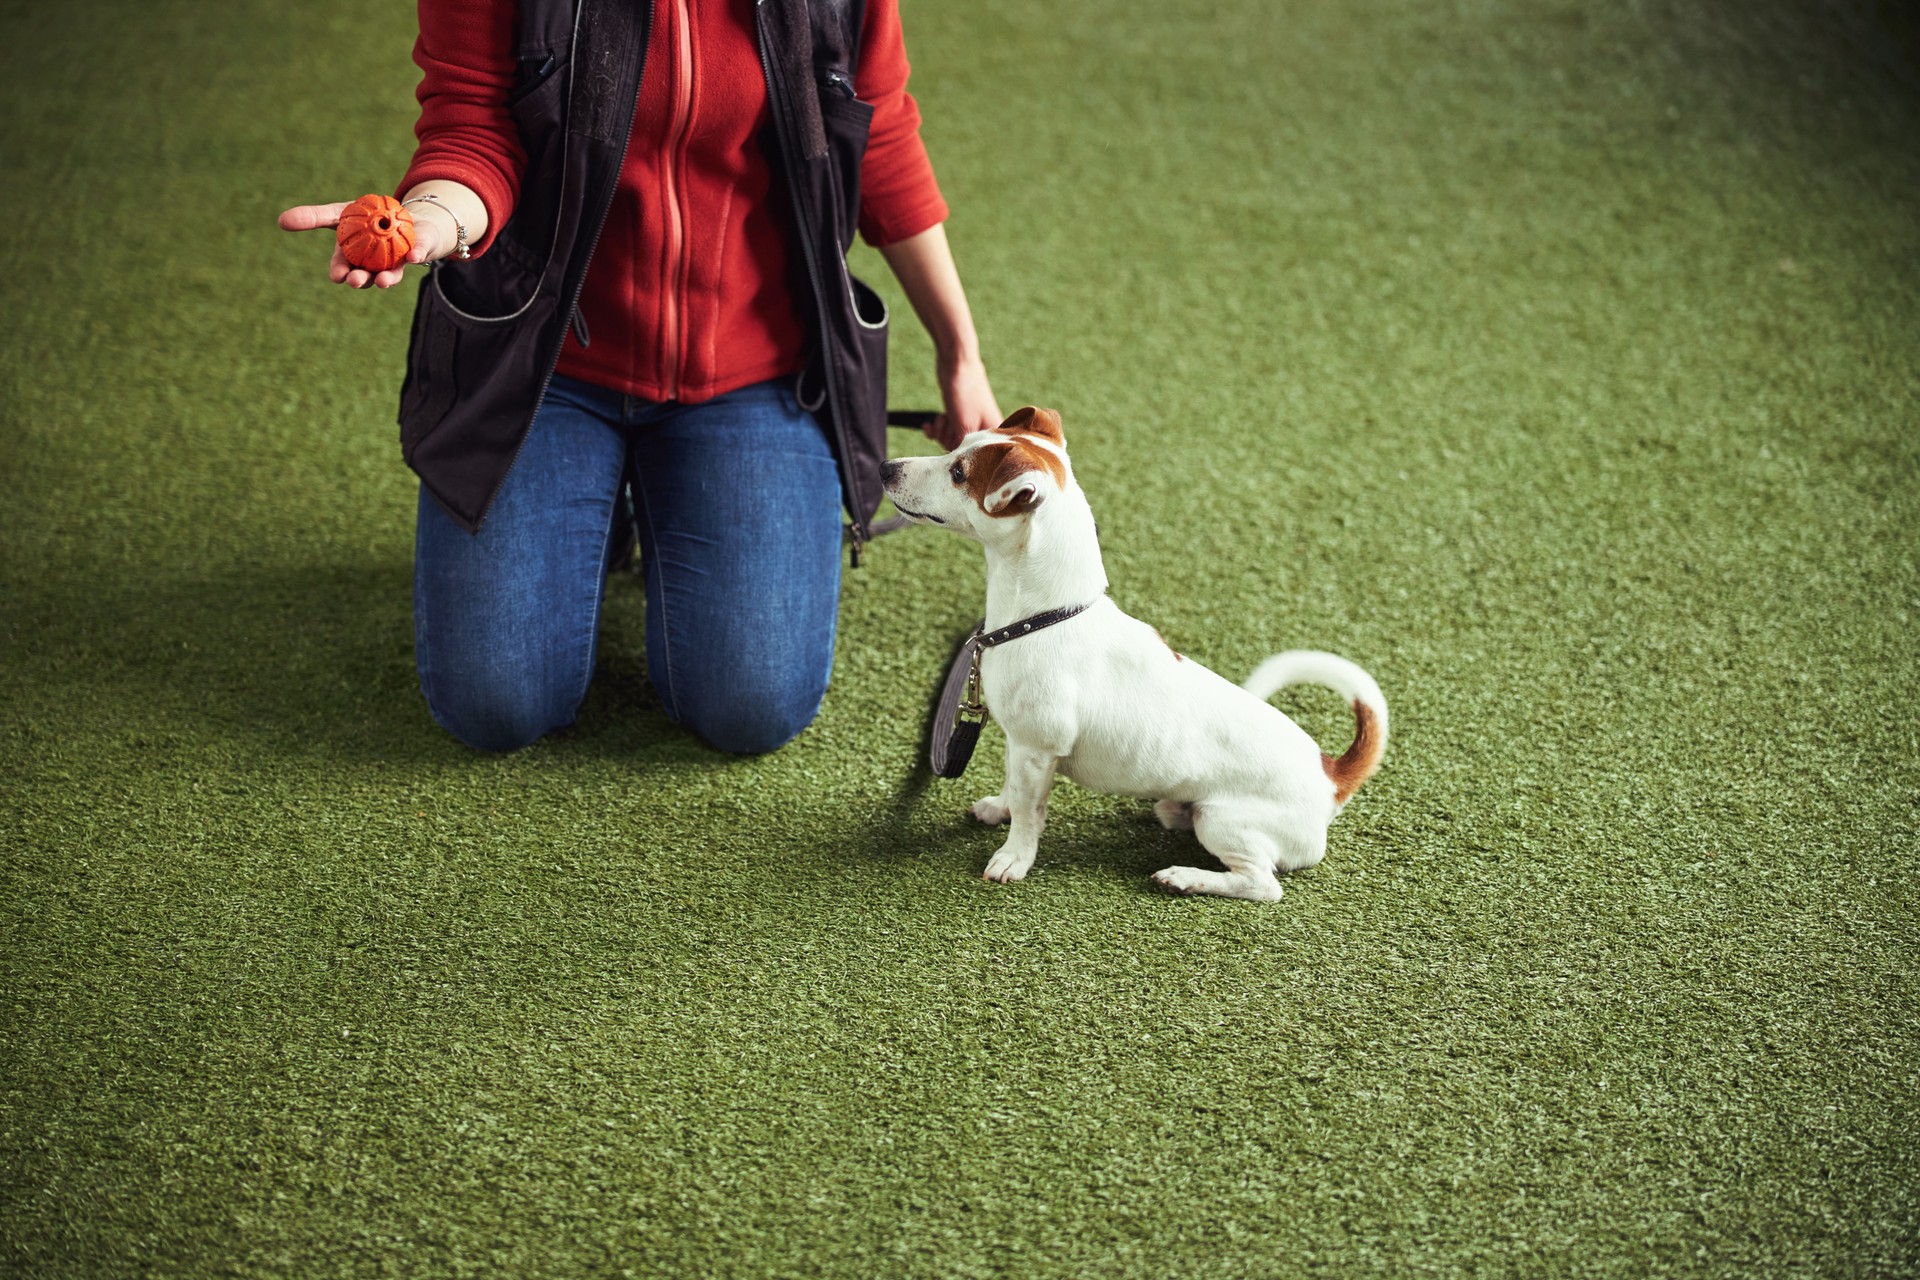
[854,0,950,247]
[396,0,524,257]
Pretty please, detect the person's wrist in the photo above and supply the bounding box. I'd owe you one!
[402,194,469,261]
[938,344,984,377]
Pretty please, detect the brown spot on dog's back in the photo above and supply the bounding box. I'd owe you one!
[1321,700,1384,804]
[1154,628,1184,661]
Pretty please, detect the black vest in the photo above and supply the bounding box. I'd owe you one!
[397,0,889,558]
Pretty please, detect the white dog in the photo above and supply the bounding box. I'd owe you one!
[880,407,1387,901]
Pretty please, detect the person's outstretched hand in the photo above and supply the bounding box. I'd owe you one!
[277,199,449,290]
[929,354,1001,451]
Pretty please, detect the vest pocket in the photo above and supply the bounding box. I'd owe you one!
[501,54,570,267]
[507,50,561,107]
[431,236,544,323]
[398,277,457,452]
[399,274,560,490]
[834,271,890,523]
[819,93,874,256]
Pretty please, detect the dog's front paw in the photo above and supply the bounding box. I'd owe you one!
[970,795,1011,825]
[1151,866,1204,895]
[982,843,1035,884]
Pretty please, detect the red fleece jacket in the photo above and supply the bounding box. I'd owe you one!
[400,0,949,403]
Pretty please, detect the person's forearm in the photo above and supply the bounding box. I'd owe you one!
[880,221,1000,443]
[878,223,981,365]
[401,179,490,259]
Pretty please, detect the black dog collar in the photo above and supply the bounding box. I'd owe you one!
[974,603,1095,649]
[928,602,1097,778]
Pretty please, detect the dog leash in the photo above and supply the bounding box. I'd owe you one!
[928,602,1097,778]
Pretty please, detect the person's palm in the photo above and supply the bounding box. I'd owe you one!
[277,200,445,289]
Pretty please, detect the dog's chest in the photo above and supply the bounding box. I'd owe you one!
[980,645,1064,718]
[981,635,1197,792]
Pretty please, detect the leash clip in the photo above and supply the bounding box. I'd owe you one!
[959,642,987,721]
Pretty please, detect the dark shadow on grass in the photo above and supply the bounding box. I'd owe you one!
[1634,0,1920,165]
[866,760,1249,894]
[5,560,685,765]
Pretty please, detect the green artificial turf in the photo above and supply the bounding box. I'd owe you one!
[4,0,1918,1275]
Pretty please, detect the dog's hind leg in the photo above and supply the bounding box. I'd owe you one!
[1272,820,1327,874]
[1153,799,1194,831]
[1150,803,1288,901]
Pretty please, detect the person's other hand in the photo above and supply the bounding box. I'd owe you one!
[927,354,1001,451]
[277,199,448,290]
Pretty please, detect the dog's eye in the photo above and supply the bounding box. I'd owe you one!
[949,462,966,485]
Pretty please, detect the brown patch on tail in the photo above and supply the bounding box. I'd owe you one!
[1321,700,1384,804]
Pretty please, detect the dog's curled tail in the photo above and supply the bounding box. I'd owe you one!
[1243,651,1389,805]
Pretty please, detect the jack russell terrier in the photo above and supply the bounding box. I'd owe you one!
[880,407,1387,901]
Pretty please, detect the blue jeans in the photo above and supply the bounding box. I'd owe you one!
[413,373,844,754]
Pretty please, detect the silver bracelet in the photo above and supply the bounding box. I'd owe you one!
[402,193,471,261]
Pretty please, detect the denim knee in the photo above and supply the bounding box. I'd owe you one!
[679,681,826,756]
[423,678,581,753]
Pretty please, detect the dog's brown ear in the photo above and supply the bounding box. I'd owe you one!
[970,438,1063,515]
[995,406,1064,443]
[985,477,1044,516]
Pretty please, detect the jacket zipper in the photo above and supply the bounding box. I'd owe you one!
[659,0,695,400]
[754,0,869,563]
[473,0,656,533]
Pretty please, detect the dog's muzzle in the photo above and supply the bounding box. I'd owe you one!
[881,460,945,523]
[889,500,943,525]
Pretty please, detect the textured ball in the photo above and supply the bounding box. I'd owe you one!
[336,194,416,273]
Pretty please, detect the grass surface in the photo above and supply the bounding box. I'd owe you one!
[4,0,1919,1276]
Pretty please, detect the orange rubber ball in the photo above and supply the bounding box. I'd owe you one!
[336,194,416,273]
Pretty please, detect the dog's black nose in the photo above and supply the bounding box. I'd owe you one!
[880,459,903,486]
